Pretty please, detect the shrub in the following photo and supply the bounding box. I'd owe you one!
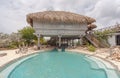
[87,45,96,52]
[8,45,17,49]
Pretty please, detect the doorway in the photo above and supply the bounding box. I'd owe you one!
[116,35,120,45]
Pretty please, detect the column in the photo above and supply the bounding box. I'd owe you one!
[72,39,74,47]
[70,39,72,47]
[79,38,82,45]
[37,34,40,50]
[77,38,80,46]
[58,35,62,48]
[80,36,83,45]
[55,37,57,46]
[68,39,70,48]
[67,39,68,47]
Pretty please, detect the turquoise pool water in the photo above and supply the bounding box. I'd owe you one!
[7,51,108,78]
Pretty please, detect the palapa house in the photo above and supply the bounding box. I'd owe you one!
[26,11,96,49]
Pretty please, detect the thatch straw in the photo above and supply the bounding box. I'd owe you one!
[88,24,97,29]
[26,11,96,26]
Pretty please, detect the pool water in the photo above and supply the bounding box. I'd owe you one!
[8,51,107,78]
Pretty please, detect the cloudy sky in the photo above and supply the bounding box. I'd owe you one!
[0,0,120,33]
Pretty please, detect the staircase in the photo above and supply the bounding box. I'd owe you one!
[85,34,110,48]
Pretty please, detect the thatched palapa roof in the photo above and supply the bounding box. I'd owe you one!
[88,24,97,29]
[27,11,96,26]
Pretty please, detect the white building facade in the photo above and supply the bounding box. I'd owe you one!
[108,32,120,46]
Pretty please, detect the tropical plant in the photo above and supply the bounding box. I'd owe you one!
[34,37,47,45]
[94,29,116,40]
[19,26,36,46]
[87,45,96,52]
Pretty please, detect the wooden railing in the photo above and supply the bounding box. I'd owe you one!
[85,34,110,48]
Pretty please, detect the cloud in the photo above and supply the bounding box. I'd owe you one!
[0,0,120,33]
[87,0,120,28]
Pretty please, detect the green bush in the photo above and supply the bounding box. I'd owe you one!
[8,45,17,49]
[87,45,96,52]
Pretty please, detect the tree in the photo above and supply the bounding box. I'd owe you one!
[19,26,36,46]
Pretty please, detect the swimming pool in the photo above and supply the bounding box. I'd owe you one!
[0,50,120,78]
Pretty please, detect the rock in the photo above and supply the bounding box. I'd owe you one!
[108,47,120,61]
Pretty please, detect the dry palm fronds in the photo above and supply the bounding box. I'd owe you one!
[26,11,96,26]
[88,24,97,29]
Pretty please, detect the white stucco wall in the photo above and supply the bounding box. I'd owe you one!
[108,33,120,46]
[108,35,116,46]
[33,20,87,36]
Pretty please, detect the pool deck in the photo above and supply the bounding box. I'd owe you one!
[0,47,120,73]
[0,47,54,68]
[66,48,120,72]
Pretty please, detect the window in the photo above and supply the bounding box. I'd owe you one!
[116,35,120,45]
